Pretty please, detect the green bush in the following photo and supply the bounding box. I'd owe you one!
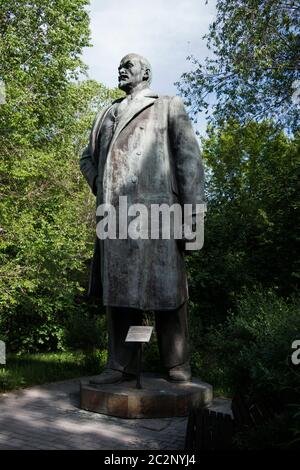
[63,306,108,351]
[200,288,300,448]
[207,289,300,397]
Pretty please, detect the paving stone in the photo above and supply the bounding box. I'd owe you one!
[0,376,230,450]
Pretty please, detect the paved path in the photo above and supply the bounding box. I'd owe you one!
[0,377,231,450]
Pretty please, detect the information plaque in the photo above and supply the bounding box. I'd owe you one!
[125,326,153,343]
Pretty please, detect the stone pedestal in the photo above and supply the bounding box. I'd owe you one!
[80,374,213,419]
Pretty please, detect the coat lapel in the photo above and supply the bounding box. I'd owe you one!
[91,89,158,162]
[91,98,123,158]
[90,106,110,158]
[108,89,158,153]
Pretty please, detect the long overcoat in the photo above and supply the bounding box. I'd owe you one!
[80,87,205,310]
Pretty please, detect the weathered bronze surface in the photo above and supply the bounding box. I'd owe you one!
[79,53,207,390]
[80,53,205,309]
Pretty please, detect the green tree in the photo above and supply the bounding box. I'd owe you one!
[0,0,91,142]
[177,0,299,131]
[187,121,300,328]
[0,1,123,351]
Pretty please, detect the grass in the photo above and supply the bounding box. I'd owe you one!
[0,350,107,393]
[0,347,231,397]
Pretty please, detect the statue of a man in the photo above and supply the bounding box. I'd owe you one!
[80,53,205,384]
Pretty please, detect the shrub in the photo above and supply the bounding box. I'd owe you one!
[208,289,300,397]
[203,288,300,448]
[63,306,108,351]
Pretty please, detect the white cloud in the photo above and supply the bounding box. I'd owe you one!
[84,0,215,91]
[82,0,216,132]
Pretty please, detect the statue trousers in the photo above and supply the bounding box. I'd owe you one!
[106,302,189,374]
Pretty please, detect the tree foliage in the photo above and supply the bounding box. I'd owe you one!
[0,1,122,351]
[187,121,299,328]
[204,288,300,449]
[0,0,91,141]
[177,0,300,131]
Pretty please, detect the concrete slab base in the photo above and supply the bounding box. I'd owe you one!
[80,374,213,419]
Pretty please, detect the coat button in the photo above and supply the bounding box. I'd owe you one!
[136,151,141,156]
[131,175,138,183]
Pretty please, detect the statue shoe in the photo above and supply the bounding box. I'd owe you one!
[167,363,192,382]
[89,369,124,385]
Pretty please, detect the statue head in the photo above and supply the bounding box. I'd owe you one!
[118,53,152,93]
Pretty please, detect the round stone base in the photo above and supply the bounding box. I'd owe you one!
[80,374,213,419]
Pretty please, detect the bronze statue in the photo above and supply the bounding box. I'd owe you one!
[80,53,205,384]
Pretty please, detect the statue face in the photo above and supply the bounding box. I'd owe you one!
[118,56,146,92]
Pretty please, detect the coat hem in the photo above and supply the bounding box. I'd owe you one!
[102,297,189,311]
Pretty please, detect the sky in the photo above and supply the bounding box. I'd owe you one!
[82,0,216,133]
